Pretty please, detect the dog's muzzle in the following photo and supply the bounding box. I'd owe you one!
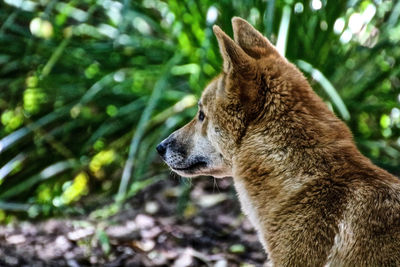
[156,137,209,174]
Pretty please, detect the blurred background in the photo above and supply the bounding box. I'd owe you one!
[0,0,399,263]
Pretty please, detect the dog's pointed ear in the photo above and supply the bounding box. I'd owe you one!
[232,17,279,59]
[213,25,252,73]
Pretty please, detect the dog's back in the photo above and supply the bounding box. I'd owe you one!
[328,164,400,266]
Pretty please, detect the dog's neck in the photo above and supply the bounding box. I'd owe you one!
[230,132,361,262]
[231,158,334,263]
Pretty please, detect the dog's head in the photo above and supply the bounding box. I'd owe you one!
[157,17,312,178]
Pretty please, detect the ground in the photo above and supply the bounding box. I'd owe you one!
[0,177,268,266]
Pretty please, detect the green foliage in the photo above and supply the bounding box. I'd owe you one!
[0,0,399,219]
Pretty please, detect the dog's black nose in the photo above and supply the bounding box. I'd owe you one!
[156,142,166,156]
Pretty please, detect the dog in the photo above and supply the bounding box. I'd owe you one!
[157,17,400,266]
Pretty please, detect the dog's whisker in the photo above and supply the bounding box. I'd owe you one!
[213,177,220,193]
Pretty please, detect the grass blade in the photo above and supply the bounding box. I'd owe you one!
[264,0,275,38]
[117,53,182,201]
[276,5,291,56]
[0,201,30,211]
[0,104,73,154]
[0,159,79,200]
[297,59,350,121]
[0,153,26,182]
[41,34,72,78]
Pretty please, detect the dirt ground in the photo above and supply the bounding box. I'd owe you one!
[0,176,269,266]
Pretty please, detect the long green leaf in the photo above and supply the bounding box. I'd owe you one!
[117,53,182,201]
[0,159,79,200]
[297,60,350,121]
[276,5,291,56]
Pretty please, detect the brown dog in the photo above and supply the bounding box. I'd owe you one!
[157,17,400,266]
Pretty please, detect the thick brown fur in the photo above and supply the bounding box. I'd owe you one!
[157,17,400,266]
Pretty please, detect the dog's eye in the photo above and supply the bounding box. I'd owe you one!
[198,110,205,122]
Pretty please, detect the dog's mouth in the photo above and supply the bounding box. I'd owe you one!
[171,160,208,173]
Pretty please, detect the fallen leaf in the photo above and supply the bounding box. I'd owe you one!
[197,193,227,208]
[135,214,155,229]
[172,248,193,267]
[229,244,246,254]
[6,234,26,245]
